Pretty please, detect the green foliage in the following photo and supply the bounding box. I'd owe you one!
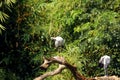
[0,68,18,80]
[0,0,120,80]
[0,0,16,34]
[0,69,5,80]
[0,24,6,34]
[72,0,120,76]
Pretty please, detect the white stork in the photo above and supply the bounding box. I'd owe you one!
[51,36,64,52]
[99,55,110,76]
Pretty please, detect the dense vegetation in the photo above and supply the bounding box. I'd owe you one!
[0,0,120,80]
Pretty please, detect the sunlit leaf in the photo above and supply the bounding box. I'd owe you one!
[0,11,9,22]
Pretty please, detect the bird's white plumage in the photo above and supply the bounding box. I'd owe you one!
[99,55,110,68]
[99,55,110,76]
[51,36,64,48]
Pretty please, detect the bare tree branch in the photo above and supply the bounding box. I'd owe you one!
[34,56,95,80]
[34,64,66,80]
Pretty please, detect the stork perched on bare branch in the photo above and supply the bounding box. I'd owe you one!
[99,55,110,76]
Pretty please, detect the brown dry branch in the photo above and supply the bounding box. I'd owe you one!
[95,76,120,80]
[34,64,66,80]
[34,56,120,80]
[34,56,95,80]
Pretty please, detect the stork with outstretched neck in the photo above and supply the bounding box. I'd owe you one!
[99,55,110,76]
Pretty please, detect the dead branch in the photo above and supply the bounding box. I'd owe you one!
[34,64,66,80]
[95,76,120,80]
[34,56,95,80]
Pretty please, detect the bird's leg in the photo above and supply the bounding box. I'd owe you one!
[104,67,107,76]
[58,47,61,53]
[54,47,60,53]
[58,46,64,53]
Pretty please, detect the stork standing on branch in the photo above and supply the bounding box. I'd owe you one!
[51,36,64,52]
[98,55,110,76]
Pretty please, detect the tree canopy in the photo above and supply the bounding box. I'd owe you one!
[0,0,120,80]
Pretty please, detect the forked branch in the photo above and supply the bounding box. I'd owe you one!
[34,56,95,80]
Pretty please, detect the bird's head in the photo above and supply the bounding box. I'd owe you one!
[51,37,56,41]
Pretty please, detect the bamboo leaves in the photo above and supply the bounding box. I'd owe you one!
[0,0,16,34]
[0,11,9,22]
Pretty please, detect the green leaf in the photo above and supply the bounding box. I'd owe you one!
[70,9,83,19]
[0,11,9,22]
[0,24,6,30]
[5,0,16,6]
[0,24,5,34]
